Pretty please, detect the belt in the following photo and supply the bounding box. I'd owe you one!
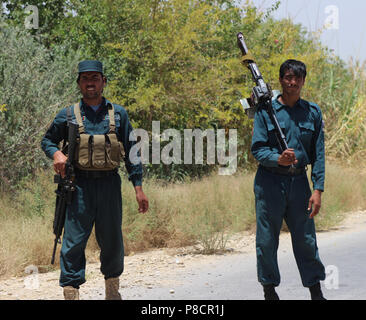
[260,165,306,176]
[75,168,118,179]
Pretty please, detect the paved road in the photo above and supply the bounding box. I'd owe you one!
[122,213,366,300]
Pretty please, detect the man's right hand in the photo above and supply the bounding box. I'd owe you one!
[278,148,298,166]
[53,150,68,177]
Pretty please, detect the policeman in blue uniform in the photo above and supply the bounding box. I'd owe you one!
[41,60,149,299]
[251,60,326,300]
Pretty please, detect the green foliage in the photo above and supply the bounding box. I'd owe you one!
[1,0,69,46]
[0,0,365,186]
[0,19,80,190]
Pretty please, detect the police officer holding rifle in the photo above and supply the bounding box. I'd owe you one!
[42,60,149,300]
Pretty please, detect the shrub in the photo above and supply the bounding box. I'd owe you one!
[0,20,80,190]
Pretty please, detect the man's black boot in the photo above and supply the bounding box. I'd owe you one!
[263,284,280,300]
[309,283,326,300]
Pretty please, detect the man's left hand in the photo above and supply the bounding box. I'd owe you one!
[308,190,322,219]
[134,186,149,214]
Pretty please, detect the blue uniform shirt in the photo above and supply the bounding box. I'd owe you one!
[41,97,143,186]
[251,95,325,191]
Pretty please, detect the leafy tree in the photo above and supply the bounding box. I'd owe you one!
[1,0,364,184]
[0,19,80,190]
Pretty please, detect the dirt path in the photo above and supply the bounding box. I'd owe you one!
[1,210,365,300]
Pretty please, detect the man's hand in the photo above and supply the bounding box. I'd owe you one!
[308,190,322,219]
[134,186,149,214]
[278,148,298,166]
[53,150,67,178]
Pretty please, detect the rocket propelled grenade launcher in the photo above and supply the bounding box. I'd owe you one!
[237,32,289,154]
[237,32,274,111]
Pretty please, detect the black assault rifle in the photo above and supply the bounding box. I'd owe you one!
[237,32,295,172]
[51,120,79,264]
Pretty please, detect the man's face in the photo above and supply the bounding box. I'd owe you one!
[78,71,106,100]
[279,70,305,96]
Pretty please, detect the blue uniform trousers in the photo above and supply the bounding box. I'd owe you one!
[59,173,124,288]
[254,166,325,287]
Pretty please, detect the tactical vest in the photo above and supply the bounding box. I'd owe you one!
[72,103,125,171]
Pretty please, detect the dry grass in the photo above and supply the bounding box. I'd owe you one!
[317,162,366,230]
[0,162,365,279]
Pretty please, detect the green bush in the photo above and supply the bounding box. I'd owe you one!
[0,20,80,190]
[1,1,365,185]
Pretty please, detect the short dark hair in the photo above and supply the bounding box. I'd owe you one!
[279,59,307,79]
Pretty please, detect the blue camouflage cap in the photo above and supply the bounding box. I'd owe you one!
[78,60,103,74]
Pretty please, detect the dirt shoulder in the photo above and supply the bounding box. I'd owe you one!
[1,210,365,300]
